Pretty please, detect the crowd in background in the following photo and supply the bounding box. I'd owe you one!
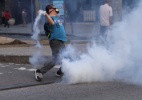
[0,9,27,27]
[1,10,11,28]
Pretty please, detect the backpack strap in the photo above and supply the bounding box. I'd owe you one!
[44,17,54,38]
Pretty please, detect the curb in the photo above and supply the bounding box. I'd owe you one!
[0,55,30,64]
[0,81,53,91]
[0,55,52,64]
[0,33,42,36]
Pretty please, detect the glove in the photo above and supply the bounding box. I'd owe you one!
[38,10,46,15]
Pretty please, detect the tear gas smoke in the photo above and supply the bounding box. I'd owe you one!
[61,1,142,85]
[31,11,43,48]
[29,50,46,68]
[29,10,46,68]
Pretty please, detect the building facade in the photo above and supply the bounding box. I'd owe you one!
[0,0,138,25]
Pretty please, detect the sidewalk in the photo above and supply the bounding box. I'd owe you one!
[0,24,32,35]
[0,22,98,64]
[0,22,99,37]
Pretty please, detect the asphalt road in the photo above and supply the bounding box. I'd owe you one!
[0,63,61,90]
[0,81,142,100]
[0,63,142,100]
[0,34,142,100]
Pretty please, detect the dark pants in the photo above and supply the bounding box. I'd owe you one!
[39,39,65,74]
[1,17,5,24]
[4,19,9,28]
[98,26,109,45]
[100,26,109,39]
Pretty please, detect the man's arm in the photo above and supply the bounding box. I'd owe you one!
[109,16,112,26]
[109,7,113,26]
[45,13,54,25]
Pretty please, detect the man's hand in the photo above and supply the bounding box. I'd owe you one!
[38,10,54,25]
[38,10,46,15]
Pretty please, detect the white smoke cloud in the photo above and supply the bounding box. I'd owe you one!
[61,1,142,85]
[29,50,46,69]
[31,10,43,48]
[29,10,46,68]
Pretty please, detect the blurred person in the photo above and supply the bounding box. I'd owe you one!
[4,10,11,28]
[34,4,67,81]
[1,10,5,25]
[99,0,113,40]
[22,9,27,26]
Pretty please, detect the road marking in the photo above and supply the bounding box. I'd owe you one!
[14,67,26,70]
[27,69,35,71]
[8,63,14,65]
[0,65,10,67]
[15,64,22,66]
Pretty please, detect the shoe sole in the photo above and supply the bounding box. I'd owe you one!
[56,74,61,77]
[34,70,42,81]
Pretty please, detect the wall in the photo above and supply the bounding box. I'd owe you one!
[111,0,122,22]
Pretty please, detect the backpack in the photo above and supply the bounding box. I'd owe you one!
[44,22,51,38]
[44,17,54,38]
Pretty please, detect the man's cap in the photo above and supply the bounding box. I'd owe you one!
[45,4,59,14]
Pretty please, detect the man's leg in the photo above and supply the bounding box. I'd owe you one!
[100,26,109,44]
[35,39,65,81]
[4,20,6,27]
[35,40,59,81]
[39,57,56,74]
[50,40,65,77]
[100,26,106,38]
[35,56,55,81]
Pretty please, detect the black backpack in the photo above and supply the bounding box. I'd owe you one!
[44,22,51,38]
[44,18,54,38]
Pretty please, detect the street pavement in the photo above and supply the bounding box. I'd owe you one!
[1,24,142,100]
[0,35,89,90]
[0,41,62,90]
[0,40,89,91]
[1,81,142,100]
[0,24,91,90]
[0,63,61,90]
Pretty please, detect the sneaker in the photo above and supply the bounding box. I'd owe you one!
[34,69,43,81]
[56,69,64,77]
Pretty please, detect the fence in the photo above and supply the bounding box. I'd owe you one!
[83,10,96,22]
